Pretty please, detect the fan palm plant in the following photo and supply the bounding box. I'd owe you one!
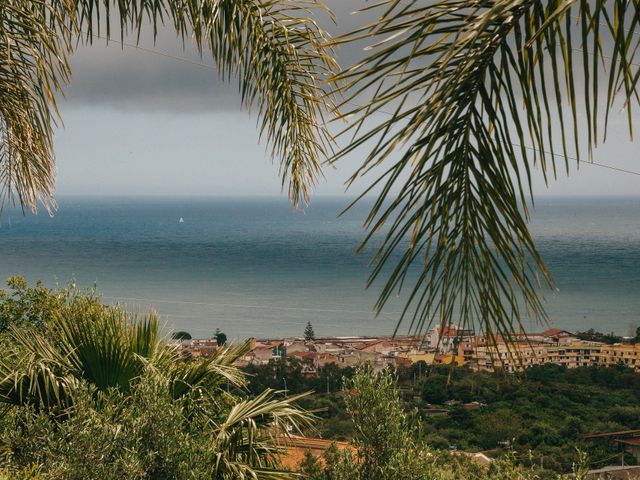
[331,0,640,341]
[0,0,336,212]
[0,302,312,478]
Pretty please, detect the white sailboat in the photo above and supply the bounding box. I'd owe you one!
[179,217,184,223]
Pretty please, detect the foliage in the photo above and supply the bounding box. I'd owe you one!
[1,0,336,212]
[301,367,589,480]
[0,282,314,479]
[171,330,192,340]
[341,366,407,479]
[329,0,640,341]
[304,322,315,342]
[0,276,90,333]
[575,329,623,345]
[215,328,228,347]
[412,364,640,472]
[298,450,324,480]
[248,357,640,473]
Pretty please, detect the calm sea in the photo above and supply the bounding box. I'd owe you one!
[0,196,638,339]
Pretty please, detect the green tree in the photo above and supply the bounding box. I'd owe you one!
[171,330,192,341]
[341,366,417,480]
[0,276,81,332]
[215,328,227,347]
[304,322,316,341]
[0,294,313,478]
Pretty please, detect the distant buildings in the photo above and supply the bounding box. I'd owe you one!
[176,326,640,374]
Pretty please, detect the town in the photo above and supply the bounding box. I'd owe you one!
[177,324,640,374]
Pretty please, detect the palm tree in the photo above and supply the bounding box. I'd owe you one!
[0,0,336,211]
[0,300,312,478]
[330,0,640,341]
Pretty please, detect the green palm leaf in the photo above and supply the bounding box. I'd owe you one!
[0,325,78,410]
[53,303,161,392]
[332,0,640,342]
[212,389,313,479]
[168,339,250,399]
[1,0,336,212]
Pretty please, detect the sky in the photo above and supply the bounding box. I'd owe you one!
[53,1,640,200]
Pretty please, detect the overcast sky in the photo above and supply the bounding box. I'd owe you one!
[53,1,640,199]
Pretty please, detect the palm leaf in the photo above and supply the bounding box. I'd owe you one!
[212,388,313,479]
[1,0,337,212]
[53,303,161,392]
[331,0,640,344]
[168,339,250,400]
[0,325,77,409]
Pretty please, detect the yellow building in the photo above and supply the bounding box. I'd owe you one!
[600,343,640,370]
[473,341,548,372]
[545,341,602,369]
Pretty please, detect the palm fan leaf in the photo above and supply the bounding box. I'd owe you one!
[212,389,313,479]
[0,325,78,409]
[331,0,640,343]
[52,303,162,392]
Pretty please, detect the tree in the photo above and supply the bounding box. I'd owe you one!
[304,322,316,341]
[215,328,227,347]
[0,0,336,212]
[330,1,640,339]
[298,450,324,480]
[0,295,313,478]
[171,330,192,341]
[342,367,411,479]
[0,276,66,332]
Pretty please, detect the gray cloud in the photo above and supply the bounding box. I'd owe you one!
[64,0,376,112]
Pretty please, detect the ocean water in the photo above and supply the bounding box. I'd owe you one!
[0,196,638,339]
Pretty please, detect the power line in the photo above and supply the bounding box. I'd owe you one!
[84,31,216,70]
[343,101,640,177]
[84,31,640,178]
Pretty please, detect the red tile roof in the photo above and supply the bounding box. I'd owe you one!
[616,438,640,445]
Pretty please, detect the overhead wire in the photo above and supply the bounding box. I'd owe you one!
[82,28,640,178]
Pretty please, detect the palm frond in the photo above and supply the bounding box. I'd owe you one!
[168,340,250,400]
[332,0,640,342]
[212,388,313,479]
[0,325,77,409]
[0,0,73,213]
[0,0,336,212]
[53,304,161,392]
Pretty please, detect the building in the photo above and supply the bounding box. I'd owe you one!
[600,344,640,371]
[426,325,474,354]
[473,340,548,373]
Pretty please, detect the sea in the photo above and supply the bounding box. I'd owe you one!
[0,196,638,339]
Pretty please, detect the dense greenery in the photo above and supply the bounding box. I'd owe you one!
[245,358,640,473]
[0,277,632,479]
[414,364,640,473]
[0,276,73,332]
[0,278,312,479]
[297,367,588,480]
